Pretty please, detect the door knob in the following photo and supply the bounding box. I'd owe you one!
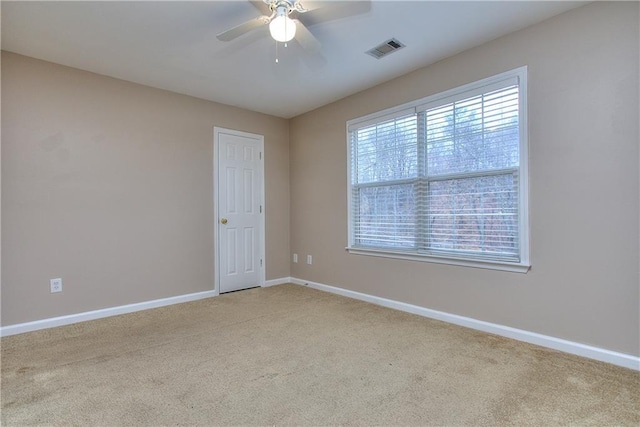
[220,218,228,225]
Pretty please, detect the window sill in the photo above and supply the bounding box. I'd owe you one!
[346,247,530,273]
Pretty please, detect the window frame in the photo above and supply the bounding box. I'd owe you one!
[346,67,530,273]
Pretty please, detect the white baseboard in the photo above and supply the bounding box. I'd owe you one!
[0,289,218,338]
[291,277,640,371]
[4,278,637,371]
[1,278,294,337]
[263,277,292,287]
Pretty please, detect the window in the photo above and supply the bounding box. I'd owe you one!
[347,68,529,272]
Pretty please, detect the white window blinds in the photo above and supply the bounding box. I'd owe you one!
[348,70,528,267]
[350,113,418,249]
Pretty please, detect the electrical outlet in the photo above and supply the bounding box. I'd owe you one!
[307,255,312,265]
[293,253,298,263]
[50,278,62,293]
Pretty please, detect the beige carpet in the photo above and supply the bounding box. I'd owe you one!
[2,284,639,426]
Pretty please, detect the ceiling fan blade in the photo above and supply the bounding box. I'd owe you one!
[216,16,270,42]
[299,1,371,28]
[293,19,321,53]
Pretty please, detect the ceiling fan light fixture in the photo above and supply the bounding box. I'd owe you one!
[269,7,296,42]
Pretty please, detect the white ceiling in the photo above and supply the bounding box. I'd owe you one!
[2,1,585,119]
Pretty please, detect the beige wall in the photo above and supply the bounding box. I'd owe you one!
[289,2,640,356]
[1,52,290,325]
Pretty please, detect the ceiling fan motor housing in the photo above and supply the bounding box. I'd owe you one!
[265,0,308,14]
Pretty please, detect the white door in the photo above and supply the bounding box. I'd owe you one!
[215,128,264,293]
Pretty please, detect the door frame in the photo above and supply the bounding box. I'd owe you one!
[213,127,266,295]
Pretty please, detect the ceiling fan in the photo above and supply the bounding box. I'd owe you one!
[216,0,370,53]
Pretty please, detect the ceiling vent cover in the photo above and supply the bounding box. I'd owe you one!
[366,38,406,59]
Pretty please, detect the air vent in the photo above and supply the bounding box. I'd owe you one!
[365,38,406,59]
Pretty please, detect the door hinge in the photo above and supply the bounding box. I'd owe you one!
[259,152,262,160]
[260,259,263,267]
[260,205,262,213]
